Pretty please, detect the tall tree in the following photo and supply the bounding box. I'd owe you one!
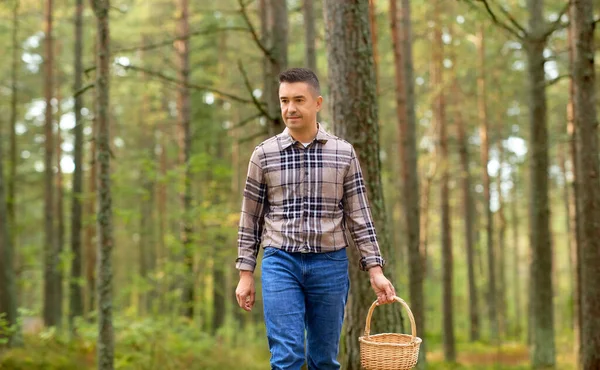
[453,71,479,343]
[368,0,379,95]
[256,0,288,136]
[526,0,555,366]
[175,0,194,319]
[8,0,19,242]
[85,87,98,317]
[390,0,425,365]
[43,0,60,328]
[511,165,523,338]
[496,126,507,338]
[69,0,85,331]
[303,0,317,73]
[55,90,65,328]
[138,44,156,315]
[567,2,582,363]
[433,6,455,361]
[572,0,600,367]
[323,1,402,368]
[91,0,114,367]
[0,74,18,347]
[476,24,498,341]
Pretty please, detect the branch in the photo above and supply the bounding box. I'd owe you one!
[469,0,527,40]
[495,1,528,36]
[74,83,95,98]
[543,0,571,38]
[546,74,569,87]
[239,128,268,144]
[112,26,250,54]
[231,112,262,130]
[118,63,262,105]
[237,59,274,120]
[237,0,275,63]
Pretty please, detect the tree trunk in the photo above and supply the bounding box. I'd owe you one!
[56,90,65,329]
[527,1,555,366]
[138,44,156,315]
[303,0,317,73]
[69,0,85,332]
[0,78,18,348]
[85,85,98,318]
[511,167,523,339]
[432,8,455,361]
[476,25,498,342]
[43,0,59,328]
[567,3,582,364]
[497,132,507,340]
[369,0,379,95]
[8,0,19,246]
[175,0,194,319]
[391,0,425,366]
[572,0,600,367]
[453,76,480,342]
[263,0,288,136]
[323,1,402,368]
[91,0,114,367]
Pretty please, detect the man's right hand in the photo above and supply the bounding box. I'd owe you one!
[235,270,255,312]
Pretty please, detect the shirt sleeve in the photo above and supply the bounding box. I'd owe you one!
[342,146,386,271]
[235,147,269,272]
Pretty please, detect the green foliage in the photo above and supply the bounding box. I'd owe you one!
[0,316,270,370]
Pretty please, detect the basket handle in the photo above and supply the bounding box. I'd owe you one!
[363,296,417,343]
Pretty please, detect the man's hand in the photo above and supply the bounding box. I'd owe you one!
[369,266,396,305]
[235,270,255,312]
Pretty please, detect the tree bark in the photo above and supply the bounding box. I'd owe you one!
[85,85,98,318]
[8,0,19,246]
[91,0,114,367]
[55,89,65,329]
[476,25,498,342]
[432,7,455,361]
[43,0,59,328]
[497,131,507,340]
[453,74,480,342]
[303,0,317,73]
[391,0,425,366]
[511,166,523,339]
[138,43,156,316]
[567,2,582,364]
[369,0,379,95]
[323,1,402,368]
[527,0,555,366]
[175,0,194,319]
[0,67,18,348]
[572,0,600,367]
[69,0,85,332]
[263,0,288,136]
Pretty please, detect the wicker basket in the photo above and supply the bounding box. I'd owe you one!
[359,296,422,370]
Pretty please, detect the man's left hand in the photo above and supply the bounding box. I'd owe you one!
[369,266,396,304]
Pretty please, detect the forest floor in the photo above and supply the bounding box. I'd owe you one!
[0,318,576,370]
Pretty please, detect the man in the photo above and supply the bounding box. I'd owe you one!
[235,68,396,370]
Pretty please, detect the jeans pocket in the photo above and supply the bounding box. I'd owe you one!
[323,248,348,261]
[263,247,279,258]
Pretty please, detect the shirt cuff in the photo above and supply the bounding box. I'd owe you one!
[360,255,386,271]
[236,257,257,272]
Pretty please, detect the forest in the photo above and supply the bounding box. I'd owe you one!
[0,0,599,369]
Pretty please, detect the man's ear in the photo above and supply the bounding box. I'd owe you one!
[316,96,323,112]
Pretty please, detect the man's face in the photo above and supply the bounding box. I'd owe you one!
[279,82,322,131]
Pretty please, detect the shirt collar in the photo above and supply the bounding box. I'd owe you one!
[279,123,329,150]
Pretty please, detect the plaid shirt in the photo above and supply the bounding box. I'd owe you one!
[236,125,385,272]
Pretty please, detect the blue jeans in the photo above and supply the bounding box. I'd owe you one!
[261,247,350,370]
